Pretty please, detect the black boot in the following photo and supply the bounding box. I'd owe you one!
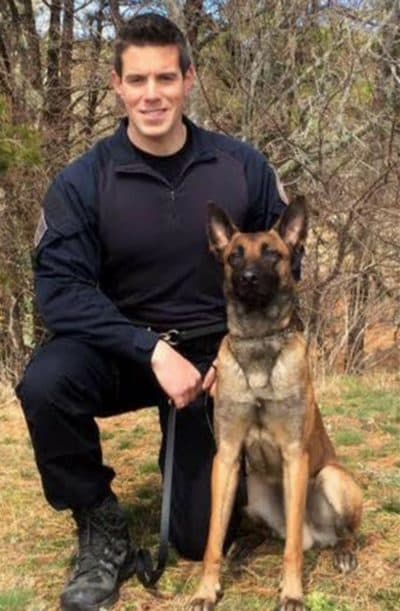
[60,495,136,611]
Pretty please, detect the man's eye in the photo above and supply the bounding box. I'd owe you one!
[127,76,145,84]
[159,74,176,82]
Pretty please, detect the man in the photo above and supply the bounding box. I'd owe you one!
[17,12,289,611]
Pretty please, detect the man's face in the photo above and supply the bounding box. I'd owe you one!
[112,44,195,151]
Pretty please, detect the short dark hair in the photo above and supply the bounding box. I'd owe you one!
[114,13,192,77]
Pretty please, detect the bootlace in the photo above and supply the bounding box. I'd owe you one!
[71,500,128,581]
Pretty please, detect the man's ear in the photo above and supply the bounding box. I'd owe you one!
[207,202,237,258]
[111,69,123,98]
[183,64,196,97]
[277,195,308,249]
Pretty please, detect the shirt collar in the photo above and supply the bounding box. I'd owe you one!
[110,115,216,166]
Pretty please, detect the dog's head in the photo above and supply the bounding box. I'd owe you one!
[208,196,308,306]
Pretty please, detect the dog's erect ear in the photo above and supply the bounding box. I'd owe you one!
[277,195,308,249]
[207,202,238,258]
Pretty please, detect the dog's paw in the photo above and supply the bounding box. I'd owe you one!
[190,598,216,611]
[279,597,307,611]
[333,550,358,573]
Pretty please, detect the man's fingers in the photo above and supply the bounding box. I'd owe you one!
[151,340,204,408]
[170,375,203,409]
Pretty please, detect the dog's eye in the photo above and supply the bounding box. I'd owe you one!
[227,245,244,266]
[261,244,280,262]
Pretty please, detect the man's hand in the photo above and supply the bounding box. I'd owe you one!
[151,340,203,409]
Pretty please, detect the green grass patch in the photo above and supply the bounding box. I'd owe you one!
[334,430,363,446]
[0,589,34,610]
[381,498,400,514]
[373,582,400,610]
[380,471,400,487]
[140,460,159,475]
[100,430,114,441]
[342,378,400,420]
[358,446,376,460]
[135,484,159,502]
[381,423,400,435]
[320,403,347,416]
[132,425,146,439]
[115,426,147,449]
[306,591,352,611]
[117,437,134,450]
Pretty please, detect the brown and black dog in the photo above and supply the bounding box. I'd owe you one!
[191,197,363,611]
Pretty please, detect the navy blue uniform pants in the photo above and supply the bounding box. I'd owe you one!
[16,334,241,561]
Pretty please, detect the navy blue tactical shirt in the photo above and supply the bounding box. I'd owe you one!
[132,125,193,187]
[35,117,288,366]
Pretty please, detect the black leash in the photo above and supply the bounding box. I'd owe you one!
[136,402,176,587]
[134,321,226,588]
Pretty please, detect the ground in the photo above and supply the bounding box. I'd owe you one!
[0,373,399,611]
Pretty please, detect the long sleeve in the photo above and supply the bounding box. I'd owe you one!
[34,174,159,365]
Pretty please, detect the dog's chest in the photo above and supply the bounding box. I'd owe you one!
[237,339,307,446]
[237,336,301,398]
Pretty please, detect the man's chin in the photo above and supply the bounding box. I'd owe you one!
[136,123,171,140]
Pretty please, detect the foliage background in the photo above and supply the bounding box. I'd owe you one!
[0,0,399,377]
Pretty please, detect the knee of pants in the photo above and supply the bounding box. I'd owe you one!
[18,356,57,416]
[171,528,207,561]
[17,341,105,422]
[171,518,239,562]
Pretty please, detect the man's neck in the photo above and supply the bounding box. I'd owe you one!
[127,122,187,157]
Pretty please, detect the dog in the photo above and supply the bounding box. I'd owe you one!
[191,196,363,611]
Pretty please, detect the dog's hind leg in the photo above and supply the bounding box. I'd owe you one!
[308,464,363,573]
[191,415,249,610]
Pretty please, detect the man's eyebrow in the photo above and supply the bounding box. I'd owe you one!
[124,72,146,78]
[124,70,179,79]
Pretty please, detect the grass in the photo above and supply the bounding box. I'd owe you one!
[0,373,399,610]
[0,590,34,610]
[334,430,363,446]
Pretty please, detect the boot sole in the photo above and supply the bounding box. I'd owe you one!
[60,588,119,611]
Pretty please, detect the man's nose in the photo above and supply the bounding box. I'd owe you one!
[144,79,160,100]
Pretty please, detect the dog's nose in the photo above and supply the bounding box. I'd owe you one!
[242,269,258,284]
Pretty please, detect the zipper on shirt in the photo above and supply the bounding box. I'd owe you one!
[169,189,176,219]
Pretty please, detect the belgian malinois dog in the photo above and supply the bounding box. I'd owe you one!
[191,197,363,611]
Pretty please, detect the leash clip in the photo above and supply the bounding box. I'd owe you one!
[160,329,180,346]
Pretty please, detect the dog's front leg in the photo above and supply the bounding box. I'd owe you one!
[191,438,243,610]
[281,446,309,611]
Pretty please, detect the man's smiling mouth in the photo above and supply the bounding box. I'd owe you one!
[140,109,167,116]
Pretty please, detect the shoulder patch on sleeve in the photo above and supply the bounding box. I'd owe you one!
[34,210,48,248]
[271,165,289,205]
